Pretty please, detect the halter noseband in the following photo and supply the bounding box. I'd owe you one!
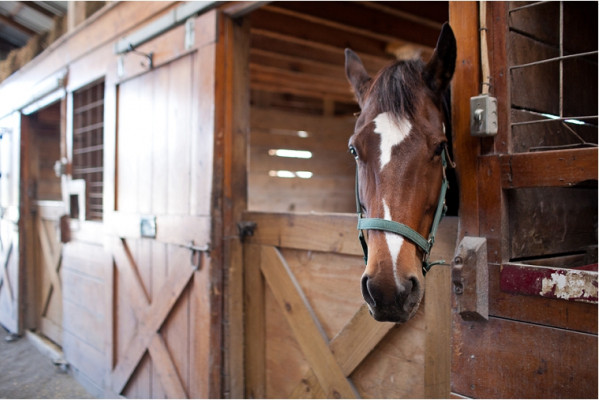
[354,146,453,276]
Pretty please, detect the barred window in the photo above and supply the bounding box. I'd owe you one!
[72,80,104,221]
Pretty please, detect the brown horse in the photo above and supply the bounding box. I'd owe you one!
[345,23,456,323]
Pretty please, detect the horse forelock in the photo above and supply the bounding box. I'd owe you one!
[366,59,425,124]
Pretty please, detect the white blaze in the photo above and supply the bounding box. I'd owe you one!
[374,112,411,289]
[383,199,404,289]
[373,112,412,171]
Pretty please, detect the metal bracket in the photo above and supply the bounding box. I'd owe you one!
[238,221,257,241]
[452,236,489,321]
[140,215,157,238]
[184,17,195,50]
[127,44,153,69]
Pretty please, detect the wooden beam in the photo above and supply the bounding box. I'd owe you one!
[0,13,36,36]
[19,1,57,18]
[500,148,598,189]
[242,211,362,255]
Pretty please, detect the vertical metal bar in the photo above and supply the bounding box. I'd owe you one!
[559,1,564,118]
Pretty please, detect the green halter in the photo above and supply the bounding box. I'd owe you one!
[355,147,453,276]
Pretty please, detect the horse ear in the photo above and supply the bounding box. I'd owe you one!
[423,23,457,95]
[345,48,371,108]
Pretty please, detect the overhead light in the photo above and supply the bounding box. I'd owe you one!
[268,149,312,159]
[268,170,313,179]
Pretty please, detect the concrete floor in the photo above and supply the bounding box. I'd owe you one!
[0,325,93,399]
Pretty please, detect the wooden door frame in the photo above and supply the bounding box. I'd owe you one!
[216,7,251,398]
[20,95,67,334]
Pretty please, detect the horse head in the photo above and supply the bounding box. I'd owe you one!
[345,23,456,323]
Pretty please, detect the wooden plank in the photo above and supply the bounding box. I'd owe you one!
[148,334,187,399]
[486,1,510,154]
[250,147,354,176]
[243,211,361,255]
[451,315,598,398]
[188,15,219,399]
[260,246,358,399]
[507,187,597,260]
[167,56,193,215]
[424,217,457,398]
[290,305,393,398]
[488,263,598,334]
[501,148,598,189]
[500,263,598,303]
[510,61,559,116]
[243,243,265,398]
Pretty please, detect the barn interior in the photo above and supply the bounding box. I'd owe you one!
[246,1,452,213]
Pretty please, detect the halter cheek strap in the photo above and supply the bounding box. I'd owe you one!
[355,148,453,276]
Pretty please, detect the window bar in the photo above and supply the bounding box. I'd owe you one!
[508,51,599,71]
[559,1,564,119]
[508,1,550,14]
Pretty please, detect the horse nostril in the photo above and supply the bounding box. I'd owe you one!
[396,276,420,307]
[361,275,376,308]
[409,276,419,294]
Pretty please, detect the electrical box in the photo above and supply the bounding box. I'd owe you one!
[470,94,498,136]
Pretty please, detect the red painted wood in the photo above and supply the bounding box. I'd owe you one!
[500,263,598,303]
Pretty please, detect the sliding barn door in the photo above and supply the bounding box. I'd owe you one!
[0,112,21,334]
[107,14,219,399]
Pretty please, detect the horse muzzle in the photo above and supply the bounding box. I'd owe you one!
[361,273,422,323]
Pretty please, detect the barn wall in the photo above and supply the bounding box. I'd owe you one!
[450,2,597,398]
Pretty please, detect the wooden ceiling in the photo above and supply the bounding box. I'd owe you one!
[248,1,449,116]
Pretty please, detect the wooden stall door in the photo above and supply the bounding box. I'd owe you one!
[0,112,21,334]
[450,3,598,398]
[35,201,64,345]
[107,14,219,398]
[243,212,456,398]
[21,101,65,344]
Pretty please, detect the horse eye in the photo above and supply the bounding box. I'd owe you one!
[349,145,359,160]
[434,143,446,156]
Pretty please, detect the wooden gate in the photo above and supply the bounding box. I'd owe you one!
[105,11,220,397]
[0,112,20,334]
[243,212,456,398]
[450,3,598,397]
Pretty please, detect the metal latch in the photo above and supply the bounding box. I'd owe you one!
[180,241,210,270]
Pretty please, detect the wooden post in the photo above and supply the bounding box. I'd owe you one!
[449,2,481,241]
[217,11,250,399]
